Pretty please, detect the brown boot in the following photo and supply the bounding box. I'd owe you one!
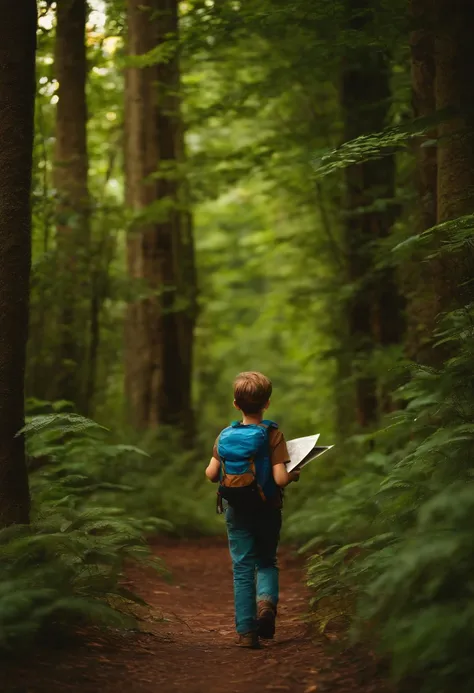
[237,631,260,649]
[257,600,276,639]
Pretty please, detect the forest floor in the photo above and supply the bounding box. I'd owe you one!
[3,539,389,693]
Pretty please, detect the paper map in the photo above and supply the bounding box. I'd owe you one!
[285,434,334,473]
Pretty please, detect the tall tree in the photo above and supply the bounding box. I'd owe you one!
[125,0,196,434]
[410,0,437,234]
[434,0,474,311]
[53,0,90,411]
[341,3,403,427]
[0,0,36,525]
[407,0,439,365]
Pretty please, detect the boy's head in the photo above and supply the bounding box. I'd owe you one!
[233,371,272,415]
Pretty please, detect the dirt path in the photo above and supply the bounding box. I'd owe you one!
[3,539,388,693]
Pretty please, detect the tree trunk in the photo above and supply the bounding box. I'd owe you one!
[53,0,90,411]
[434,0,474,311]
[411,0,437,233]
[125,0,196,435]
[0,0,36,526]
[341,3,403,427]
[406,0,439,365]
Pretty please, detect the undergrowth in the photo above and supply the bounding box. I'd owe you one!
[290,305,474,693]
[0,407,219,651]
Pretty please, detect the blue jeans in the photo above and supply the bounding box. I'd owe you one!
[225,505,282,634]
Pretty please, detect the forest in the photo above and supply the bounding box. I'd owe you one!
[1,1,474,692]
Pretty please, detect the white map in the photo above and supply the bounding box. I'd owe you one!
[285,434,334,473]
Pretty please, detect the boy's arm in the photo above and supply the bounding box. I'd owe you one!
[206,437,221,482]
[206,456,220,483]
[270,430,300,487]
[273,463,300,487]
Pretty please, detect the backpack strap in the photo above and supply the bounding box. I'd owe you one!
[216,430,225,514]
[260,420,278,429]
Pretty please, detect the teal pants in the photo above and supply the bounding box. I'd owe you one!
[225,505,282,634]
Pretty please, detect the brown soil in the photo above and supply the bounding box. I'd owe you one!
[3,539,389,693]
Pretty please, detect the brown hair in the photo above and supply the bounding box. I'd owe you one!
[233,371,272,415]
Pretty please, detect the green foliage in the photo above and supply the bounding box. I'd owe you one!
[30,0,343,441]
[0,510,148,650]
[23,3,474,691]
[297,303,474,692]
[21,410,107,437]
[194,187,336,442]
[0,409,220,649]
[312,112,450,178]
[0,411,167,650]
[24,405,220,536]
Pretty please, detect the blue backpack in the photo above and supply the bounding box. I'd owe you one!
[216,420,278,511]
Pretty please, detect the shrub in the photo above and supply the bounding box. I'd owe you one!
[0,411,167,650]
[293,305,474,692]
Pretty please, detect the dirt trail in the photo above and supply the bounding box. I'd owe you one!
[3,539,388,693]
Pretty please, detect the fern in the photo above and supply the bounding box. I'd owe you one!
[293,299,474,692]
[0,397,222,651]
[0,412,172,651]
[312,110,453,178]
[20,412,107,437]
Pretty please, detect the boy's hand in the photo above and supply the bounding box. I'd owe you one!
[288,470,300,483]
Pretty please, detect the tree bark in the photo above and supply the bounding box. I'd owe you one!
[411,0,437,233]
[341,3,403,427]
[406,0,440,365]
[53,0,90,411]
[0,0,36,526]
[434,0,474,311]
[125,0,196,435]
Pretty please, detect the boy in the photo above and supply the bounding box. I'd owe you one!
[205,371,299,649]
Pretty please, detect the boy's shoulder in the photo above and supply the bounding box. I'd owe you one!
[222,419,279,430]
[216,420,279,438]
[261,419,279,429]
